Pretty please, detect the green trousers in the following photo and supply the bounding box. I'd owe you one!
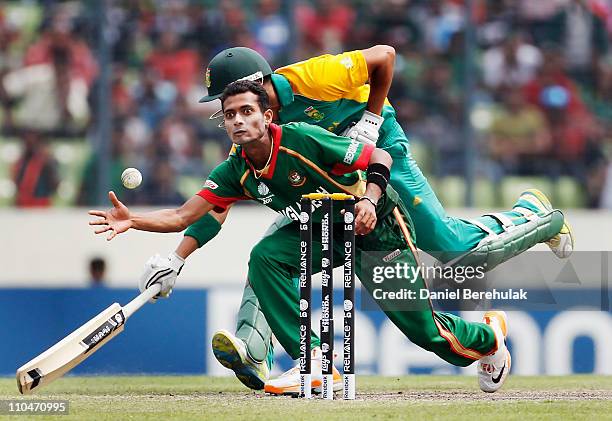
[247,205,497,367]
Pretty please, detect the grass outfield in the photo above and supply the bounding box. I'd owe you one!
[0,376,611,421]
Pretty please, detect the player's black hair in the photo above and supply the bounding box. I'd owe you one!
[220,80,270,112]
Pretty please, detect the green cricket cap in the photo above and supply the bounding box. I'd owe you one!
[199,47,273,103]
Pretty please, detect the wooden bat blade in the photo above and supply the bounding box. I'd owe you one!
[16,303,125,394]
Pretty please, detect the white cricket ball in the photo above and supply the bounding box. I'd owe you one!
[121,168,142,189]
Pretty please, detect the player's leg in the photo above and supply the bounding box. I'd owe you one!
[356,204,510,391]
[248,223,346,395]
[211,283,272,390]
[381,120,573,269]
[211,215,292,390]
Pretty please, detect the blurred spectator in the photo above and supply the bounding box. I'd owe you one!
[487,88,551,179]
[523,49,597,167]
[77,127,130,206]
[139,160,185,206]
[523,48,588,114]
[404,99,465,176]
[367,0,421,49]
[146,31,200,95]
[416,59,459,116]
[24,5,97,86]
[12,129,59,207]
[0,10,21,130]
[3,28,96,133]
[110,65,134,121]
[1,1,610,208]
[251,0,291,65]
[295,0,355,55]
[420,0,464,53]
[219,0,256,49]
[481,32,542,90]
[476,0,517,48]
[544,0,609,87]
[89,257,107,287]
[517,0,565,44]
[156,103,203,176]
[133,69,176,130]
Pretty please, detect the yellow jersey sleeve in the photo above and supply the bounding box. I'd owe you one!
[275,50,369,101]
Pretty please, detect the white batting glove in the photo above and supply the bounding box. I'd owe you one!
[341,110,384,146]
[139,252,185,301]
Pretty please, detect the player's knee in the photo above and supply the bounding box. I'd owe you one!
[249,241,270,267]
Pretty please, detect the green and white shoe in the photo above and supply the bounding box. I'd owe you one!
[212,329,270,390]
[514,189,574,258]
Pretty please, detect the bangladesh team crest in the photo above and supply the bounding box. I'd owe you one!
[288,170,306,187]
[205,67,211,88]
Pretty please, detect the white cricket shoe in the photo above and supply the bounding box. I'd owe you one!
[478,311,511,393]
[212,329,270,390]
[264,347,342,396]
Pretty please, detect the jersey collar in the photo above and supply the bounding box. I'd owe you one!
[241,123,282,180]
[271,74,294,111]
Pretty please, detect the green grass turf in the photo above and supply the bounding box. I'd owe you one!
[0,376,611,421]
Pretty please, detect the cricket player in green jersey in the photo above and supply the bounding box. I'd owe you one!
[137,46,573,391]
[90,80,531,394]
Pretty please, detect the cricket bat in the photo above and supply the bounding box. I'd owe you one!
[16,284,161,394]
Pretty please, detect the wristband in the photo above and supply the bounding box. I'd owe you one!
[184,213,222,248]
[366,163,390,193]
[358,196,378,207]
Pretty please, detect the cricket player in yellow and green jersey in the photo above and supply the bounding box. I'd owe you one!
[136,47,573,392]
[89,80,542,395]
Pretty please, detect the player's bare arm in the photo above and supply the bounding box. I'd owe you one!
[361,45,395,115]
[88,191,215,240]
[354,147,392,235]
[343,45,394,145]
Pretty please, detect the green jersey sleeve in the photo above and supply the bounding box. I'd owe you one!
[290,122,374,175]
[196,158,249,211]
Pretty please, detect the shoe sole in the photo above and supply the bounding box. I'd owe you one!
[481,351,512,393]
[212,332,265,390]
[264,379,343,396]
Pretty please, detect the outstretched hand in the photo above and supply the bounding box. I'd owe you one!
[88,191,132,241]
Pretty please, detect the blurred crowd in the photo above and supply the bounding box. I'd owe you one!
[3,0,612,208]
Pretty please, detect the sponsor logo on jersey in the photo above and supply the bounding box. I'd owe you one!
[343,139,360,164]
[257,182,274,204]
[204,179,218,190]
[205,67,211,88]
[340,56,354,69]
[304,106,325,121]
[288,170,307,187]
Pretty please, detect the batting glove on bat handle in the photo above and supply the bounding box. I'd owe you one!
[341,110,384,146]
[139,252,185,302]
